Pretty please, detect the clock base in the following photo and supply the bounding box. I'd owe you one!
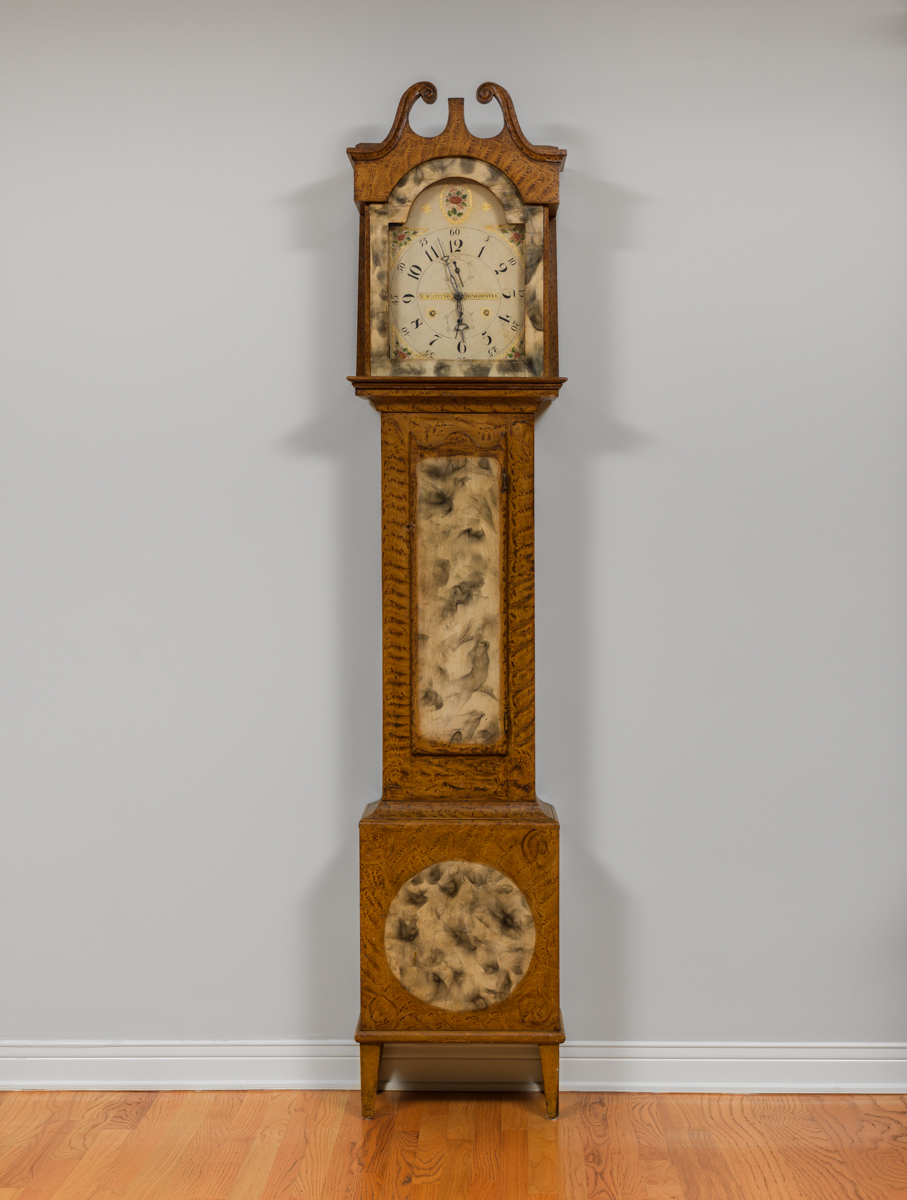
[355,1017,565,1120]
[358,805,562,1118]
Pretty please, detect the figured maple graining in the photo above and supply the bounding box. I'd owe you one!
[384,861,535,1012]
[415,456,503,748]
[347,83,566,210]
[358,817,560,1036]
[373,410,543,799]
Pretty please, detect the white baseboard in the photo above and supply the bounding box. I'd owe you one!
[2,1039,905,1093]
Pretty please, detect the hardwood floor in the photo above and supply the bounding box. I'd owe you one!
[0,1088,905,1199]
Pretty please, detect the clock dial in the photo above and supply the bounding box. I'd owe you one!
[390,226,524,362]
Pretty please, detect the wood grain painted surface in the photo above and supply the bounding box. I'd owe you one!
[379,413,538,800]
[1,1090,905,1199]
[359,818,559,1035]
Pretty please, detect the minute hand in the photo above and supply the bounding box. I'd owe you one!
[441,259,463,300]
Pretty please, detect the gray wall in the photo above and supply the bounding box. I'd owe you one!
[2,0,905,1049]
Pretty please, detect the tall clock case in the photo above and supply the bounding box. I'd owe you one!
[348,82,567,1119]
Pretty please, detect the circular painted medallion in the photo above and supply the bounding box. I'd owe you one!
[384,861,536,1012]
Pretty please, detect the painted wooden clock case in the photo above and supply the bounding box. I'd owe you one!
[348,82,567,1119]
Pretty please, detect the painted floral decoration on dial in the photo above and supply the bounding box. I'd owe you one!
[390,223,525,362]
[442,184,472,222]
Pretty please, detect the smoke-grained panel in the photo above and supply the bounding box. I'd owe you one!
[384,861,535,1011]
[415,455,502,747]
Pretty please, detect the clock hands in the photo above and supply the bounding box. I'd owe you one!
[436,240,468,343]
[450,260,469,340]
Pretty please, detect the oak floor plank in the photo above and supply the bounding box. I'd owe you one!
[438,1137,473,1200]
[384,1129,419,1198]
[0,1119,77,1190]
[14,1099,140,1200]
[360,1100,396,1174]
[147,1090,260,1200]
[41,1130,130,1200]
[528,1102,557,1194]
[466,1182,500,1200]
[15,1095,143,1199]
[78,1091,190,1196]
[104,1092,160,1132]
[358,1092,396,1181]
[554,1118,589,1200]
[740,1093,874,1200]
[394,1093,426,1135]
[651,1094,804,1200]
[447,1094,477,1143]
[471,1094,501,1182]
[803,1094,907,1200]
[579,1094,647,1200]
[12,1139,87,1199]
[0,1097,64,1177]
[258,1090,329,1200]
[409,1185,439,1200]
[500,1126,528,1198]
[412,1098,450,1187]
[625,1093,685,1200]
[359,1171,384,1200]
[118,1093,219,1200]
[250,1091,299,1147]
[187,1092,278,1200]
[658,1093,748,1200]
[501,1092,529,1131]
[223,1142,280,1200]
[319,1091,366,1200]
[279,1089,346,1199]
[702,1094,808,1200]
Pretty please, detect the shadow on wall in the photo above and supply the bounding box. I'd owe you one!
[279,128,384,1038]
[535,132,649,1041]
[277,120,651,1045]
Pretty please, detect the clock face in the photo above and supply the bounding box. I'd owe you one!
[388,179,525,364]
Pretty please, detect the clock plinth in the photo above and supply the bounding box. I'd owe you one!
[356,801,564,1119]
[348,84,567,1118]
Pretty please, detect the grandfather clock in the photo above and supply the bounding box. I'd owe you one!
[348,82,567,1119]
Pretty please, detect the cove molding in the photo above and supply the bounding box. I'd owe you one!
[2,1040,905,1093]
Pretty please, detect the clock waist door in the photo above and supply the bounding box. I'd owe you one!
[376,407,541,804]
